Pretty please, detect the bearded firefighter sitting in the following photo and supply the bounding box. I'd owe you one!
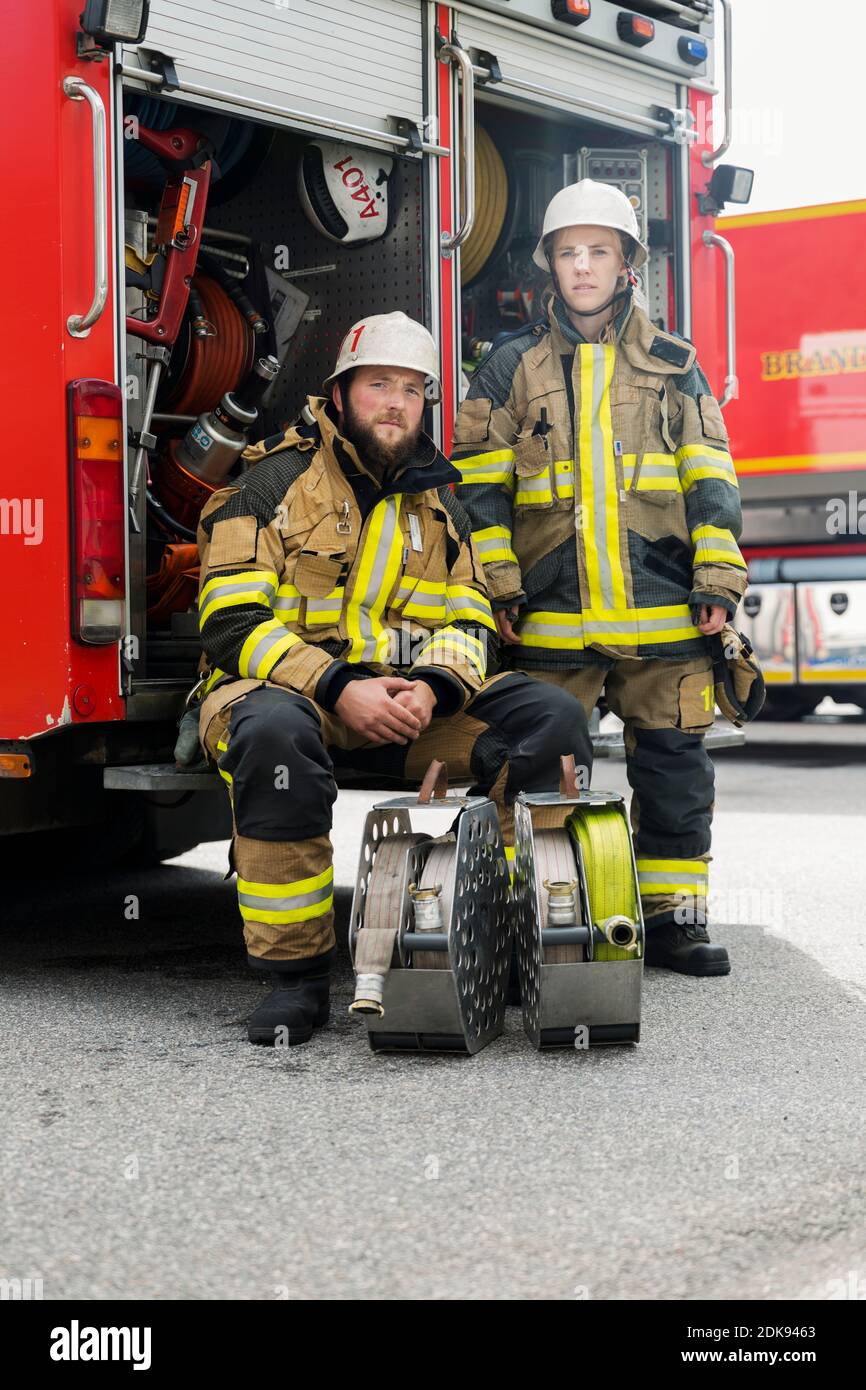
[195,312,591,1046]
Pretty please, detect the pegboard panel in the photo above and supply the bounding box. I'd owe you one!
[182,124,424,433]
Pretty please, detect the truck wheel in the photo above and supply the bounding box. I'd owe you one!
[760,690,821,721]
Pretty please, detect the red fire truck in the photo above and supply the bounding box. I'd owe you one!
[1,0,749,864]
[718,198,866,718]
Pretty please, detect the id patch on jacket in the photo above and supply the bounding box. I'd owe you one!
[648,335,692,369]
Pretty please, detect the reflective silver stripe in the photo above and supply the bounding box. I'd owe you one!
[638,871,708,889]
[516,472,551,492]
[590,350,616,609]
[695,535,741,556]
[238,880,334,913]
[307,590,344,620]
[202,577,277,601]
[634,462,679,478]
[680,452,737,477]
[458,458,515,482]
[475,535,510,555]
[400,587,445,611]
[245,624,295,676]
[583,613,696,636]
[521,618,583,639]
[351,497,401,661]
[446,591,491,620]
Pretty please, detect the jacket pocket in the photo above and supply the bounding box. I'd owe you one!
[452,396,492,446]
[698,392,729,445]
[207,515,257,568]
[677,670,715,733]
[294,550,346,598]
[624,488,689,544]
[513,434,554,509]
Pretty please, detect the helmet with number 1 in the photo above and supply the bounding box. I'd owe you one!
[532,178,649,270]
[322,312,442,403]
[298,139,394,245]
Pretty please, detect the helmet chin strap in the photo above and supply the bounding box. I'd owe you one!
[547,251,638,317]
[566,284,631,317]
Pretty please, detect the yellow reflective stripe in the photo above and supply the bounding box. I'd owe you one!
[445,584,496,629]
[691,525,747,568]
[515,466,553,505]
[579,346,627,612]
[678,444,734,464]
[638,882,708,897]
[215,736,233,788]
[517,604,701,649]
[345,496,404,662]
[201,665,227,697]
[453,447,515,469]
[473,526,517,565]
[623,453,682,492]
[238,619,301,679]
[273,583,301,621]
[413,627,486,680]
[237,865,334,925]
[306,587,345,624]
[677,444,739,491]
[396,576,447,621]
[198,569,280,628]
[554,459,575,499]
[199,568,279,606]
[455,448,516,486]
[636,858,709,876]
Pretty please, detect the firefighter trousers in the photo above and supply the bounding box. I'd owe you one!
[202,671,591,968]
[524,655,715,929]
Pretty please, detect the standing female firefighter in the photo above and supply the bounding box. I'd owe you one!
[453,180,748,976]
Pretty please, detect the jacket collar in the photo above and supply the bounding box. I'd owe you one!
[545,290,697,377]
[309,395,460,495]
[547,286,635,352]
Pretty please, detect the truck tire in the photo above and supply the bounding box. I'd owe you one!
[760,690,821,721]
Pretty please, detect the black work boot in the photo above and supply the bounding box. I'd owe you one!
[246,949,334,1045]
[644,920,730,977]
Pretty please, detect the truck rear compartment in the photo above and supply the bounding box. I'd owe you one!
[123,89,676,698]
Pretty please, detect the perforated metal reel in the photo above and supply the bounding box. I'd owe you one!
[513,759,644,1051]
[348,762,511,1055]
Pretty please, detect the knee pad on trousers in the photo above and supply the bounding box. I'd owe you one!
[469,673,593,802]
[627,726,714,858]
[219,687,336,842]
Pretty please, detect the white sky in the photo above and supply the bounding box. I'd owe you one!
[716,0,865,213]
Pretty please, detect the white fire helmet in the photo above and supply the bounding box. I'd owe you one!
[323,312,442,403]
[532,178,649,271]
[298,139,394,245]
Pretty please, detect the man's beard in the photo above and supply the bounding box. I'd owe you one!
[341,396,422,475]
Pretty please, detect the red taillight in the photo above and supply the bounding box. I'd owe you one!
[67,378,125,644]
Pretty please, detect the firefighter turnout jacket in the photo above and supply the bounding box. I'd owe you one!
[452,289,748,668]
[196,395,497,745]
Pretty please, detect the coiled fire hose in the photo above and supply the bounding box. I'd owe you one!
[163,271,253,416]
[567,808,640,961]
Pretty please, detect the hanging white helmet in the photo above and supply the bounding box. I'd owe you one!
[298,139,394,245]
[323,311,442,402]
[532,178,649,271]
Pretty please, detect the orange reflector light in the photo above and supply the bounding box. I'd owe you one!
[75,415,121,460]
[0,754,31,778]
[617,12,655,46]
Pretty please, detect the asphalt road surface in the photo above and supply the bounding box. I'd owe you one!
[3,705,866,1301]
